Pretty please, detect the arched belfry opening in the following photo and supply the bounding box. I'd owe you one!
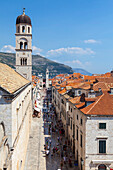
[28,27,30,33]
[22,26,25,33]
[20,42,23,49]
[24,42,27,49]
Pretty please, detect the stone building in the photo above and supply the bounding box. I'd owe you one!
[52,73,113,170]
[0,122,9,170]
[0,63,32,169]
[15,8,32,81]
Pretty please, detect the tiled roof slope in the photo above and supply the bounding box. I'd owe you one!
[0,63,29,94]
[81,92,113,115]
[96,77,113,83]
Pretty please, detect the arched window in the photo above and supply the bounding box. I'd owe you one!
[98,164,106,170]
[17,26,20,33]
[20,42,23,49]
[22,26,25,33]
[23,58,25,65]
[25,58,27,65]
[24,42,27,49]
[20,58,23,65]
[28,27,30,33]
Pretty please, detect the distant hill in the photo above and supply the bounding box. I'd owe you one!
[72,68,92,76]
[0,52,73,78]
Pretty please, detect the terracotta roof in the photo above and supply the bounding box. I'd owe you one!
[93,82,110,91]
[81,92,113,115]
[0,63,29,94]
[96,77,113,83]
[59,88,67,94]
[69,96,81,104]
[76,102,85,108]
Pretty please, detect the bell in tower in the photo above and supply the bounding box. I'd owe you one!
[15,8,32,81]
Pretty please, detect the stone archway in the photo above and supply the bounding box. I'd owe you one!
[98,164,106,170]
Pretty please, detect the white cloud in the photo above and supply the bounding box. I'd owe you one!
[1,45,43,55]
[47,47,95,56]
[84,39,101,44]
[1,45,15,53]
[32,46,43,55]
[65,60,82,65]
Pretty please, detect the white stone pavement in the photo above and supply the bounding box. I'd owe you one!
[24,115,46,170]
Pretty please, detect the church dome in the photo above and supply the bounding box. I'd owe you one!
[16,9,31,25]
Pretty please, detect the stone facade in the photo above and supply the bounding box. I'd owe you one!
[0,123,9,170]
[85,116,113,170]
[0,83,32,170]
[52,75,113,170]
[68,102,86,170]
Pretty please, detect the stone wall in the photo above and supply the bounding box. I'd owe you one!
[0,123,9,169]
[85,116,113,170]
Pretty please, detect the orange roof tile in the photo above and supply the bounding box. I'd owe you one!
[81,92,113,115]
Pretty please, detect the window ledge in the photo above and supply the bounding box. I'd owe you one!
[96,136,108,139]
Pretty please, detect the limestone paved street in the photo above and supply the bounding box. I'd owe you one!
[24,116,46,170]
[24,113,78,170]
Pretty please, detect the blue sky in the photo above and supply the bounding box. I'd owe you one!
[0,0,113,74]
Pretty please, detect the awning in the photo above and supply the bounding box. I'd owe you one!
[92,160,113,164]
[34,107,40,112]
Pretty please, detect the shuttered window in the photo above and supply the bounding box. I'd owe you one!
[99,140,106,153]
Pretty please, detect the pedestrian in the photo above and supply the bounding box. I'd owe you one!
[60,160,63,170]
[63,156,66,164]
[46,139,48,145]
[57,136,60,142]
[68,158,72,167]
[53,147,55,153]
[49,139,52,146]
[47,145,50,150]
[46,150,50,156]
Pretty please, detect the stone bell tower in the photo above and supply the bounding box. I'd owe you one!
[46,68,49,89]
[15,8,32,81]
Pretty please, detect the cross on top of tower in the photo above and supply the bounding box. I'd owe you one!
[23,8,25,15]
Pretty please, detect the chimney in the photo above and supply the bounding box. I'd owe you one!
[80,93,85,102]
[90,83,93,90]
[111,70,113,77]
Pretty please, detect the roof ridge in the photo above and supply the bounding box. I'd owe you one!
[86,93,104,114]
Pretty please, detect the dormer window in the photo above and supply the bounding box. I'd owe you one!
[78,90,81,95]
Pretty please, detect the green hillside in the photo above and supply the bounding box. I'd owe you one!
[0,52,73,77]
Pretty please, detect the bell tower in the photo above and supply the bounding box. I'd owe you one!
[46,68,49,89]
[15,8,32,81]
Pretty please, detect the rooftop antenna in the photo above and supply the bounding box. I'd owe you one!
[23,8,25,15]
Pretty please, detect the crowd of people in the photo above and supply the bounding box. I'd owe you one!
[43,109,75,170]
